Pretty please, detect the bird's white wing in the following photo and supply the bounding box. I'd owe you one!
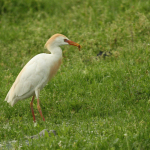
[13,54,48,97]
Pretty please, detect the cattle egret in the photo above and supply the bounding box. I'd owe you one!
[5,33,81,122]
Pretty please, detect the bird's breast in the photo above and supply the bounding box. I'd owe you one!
[48,58,62,80]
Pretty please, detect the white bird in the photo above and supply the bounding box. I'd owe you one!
[5,33,81,122]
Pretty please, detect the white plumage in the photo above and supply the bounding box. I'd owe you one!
[5,33,81,122]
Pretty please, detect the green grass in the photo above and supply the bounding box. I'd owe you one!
[0,0,150,149]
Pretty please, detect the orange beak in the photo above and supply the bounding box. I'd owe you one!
[65,39,81,51]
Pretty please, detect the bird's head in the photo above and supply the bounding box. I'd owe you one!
[45,34,81,51]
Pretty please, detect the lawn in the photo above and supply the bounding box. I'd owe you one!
[0,0,150,149]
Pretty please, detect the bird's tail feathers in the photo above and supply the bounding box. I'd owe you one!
[5,90,16,107]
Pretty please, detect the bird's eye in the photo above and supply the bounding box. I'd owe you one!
[64,39,67,42]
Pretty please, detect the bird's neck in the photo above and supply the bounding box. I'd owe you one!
[48,46,62,56]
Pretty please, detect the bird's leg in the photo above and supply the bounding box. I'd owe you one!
[30,95,36,122]
[37,98,45,121]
